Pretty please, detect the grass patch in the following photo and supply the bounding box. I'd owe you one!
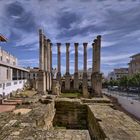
[54,125,66,129]
[60,92,82,98]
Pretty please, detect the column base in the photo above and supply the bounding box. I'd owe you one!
[74,72,79,91]
[37,70,46,94]
[56,72,61,85]
[82,72,89,98]
[91,72,102,97]
[65,73,71,91]
[52,79,61,95]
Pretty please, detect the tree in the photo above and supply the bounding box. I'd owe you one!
[119,76,128,88]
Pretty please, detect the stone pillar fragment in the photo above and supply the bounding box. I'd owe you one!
[74,43,79,91]
[83,43,89,98]
[65,43,71,90]
[56,43,61,85]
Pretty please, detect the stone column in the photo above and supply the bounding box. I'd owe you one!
[44,37,48,92]
[92,43,94,73]
[93,39,98,73]
[91,36,102,97]
[47,39,51,91]
[66,43,70,74]
[65,43,71,91]
[44,36,48,72]
[56,43,61,84]
[83,43,89,98]
[37,29,46,94]
[74,43,79,91]
[50,43,53,90]
[50,43,53,73]
[39,29,45,70]
[97,35,101,73]
[47,39,51,73]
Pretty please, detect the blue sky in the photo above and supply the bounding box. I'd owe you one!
[0,0,140,76]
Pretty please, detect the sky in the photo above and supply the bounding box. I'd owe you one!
[0,0,140,76]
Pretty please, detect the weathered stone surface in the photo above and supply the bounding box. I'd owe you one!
[88,104,140,140]
[52,80,61,96]
[54,98,87,129]
[13,108,31,115]
[0,91,140,140]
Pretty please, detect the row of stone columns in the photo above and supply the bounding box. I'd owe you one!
[38,29,52,94]
[55,36,102,97]
[55,43,88,95]
[38,28,102,97]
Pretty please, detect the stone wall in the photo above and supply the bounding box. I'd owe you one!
[87,106,106,140]
[53,99,87,129]
[36,97,55,130]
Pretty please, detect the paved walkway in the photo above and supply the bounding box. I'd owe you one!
[0,105,15,113]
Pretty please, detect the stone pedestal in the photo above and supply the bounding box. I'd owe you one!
[82,73,89,98]
[37,70,46,94]
[56,72,61,85]
[74,72,79,91]
[91,72,102,97]
[65,73,71,91]
[52,79,61,96]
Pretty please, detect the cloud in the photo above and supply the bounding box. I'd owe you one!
[0,0,140,75]
[19,58,39,67]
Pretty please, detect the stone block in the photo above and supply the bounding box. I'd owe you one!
[91,72,102,97]
[74,72,79,90]
[65,73,71,90]
[82,73,89,98]
[37,71,46,94]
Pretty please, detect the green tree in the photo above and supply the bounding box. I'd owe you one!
[119,76,128,88]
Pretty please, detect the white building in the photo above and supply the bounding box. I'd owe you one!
[78,68,92,80]
[108,68,129,81]
[0,47,29,96]
[128,53,140,75]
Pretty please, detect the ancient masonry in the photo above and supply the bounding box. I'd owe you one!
[37,29,102,97]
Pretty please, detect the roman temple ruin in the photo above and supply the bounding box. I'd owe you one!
[37,29,102,97]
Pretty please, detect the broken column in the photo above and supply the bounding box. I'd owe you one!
[56,43,61,85]
[74,43,79,91]
[37,29,46,94]
[82,43,89,98]
[91,36,102,97]
[65,43,71,91]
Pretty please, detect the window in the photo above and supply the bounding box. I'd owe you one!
[6,82,11,87]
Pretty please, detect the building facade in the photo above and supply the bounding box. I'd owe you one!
[108,68,129,80]
[128,53,140,75]
[0,47,29,96]
[78,68,92,80]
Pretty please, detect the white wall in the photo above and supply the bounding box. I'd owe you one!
[103,89,140,119]
[0,80,27,96]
